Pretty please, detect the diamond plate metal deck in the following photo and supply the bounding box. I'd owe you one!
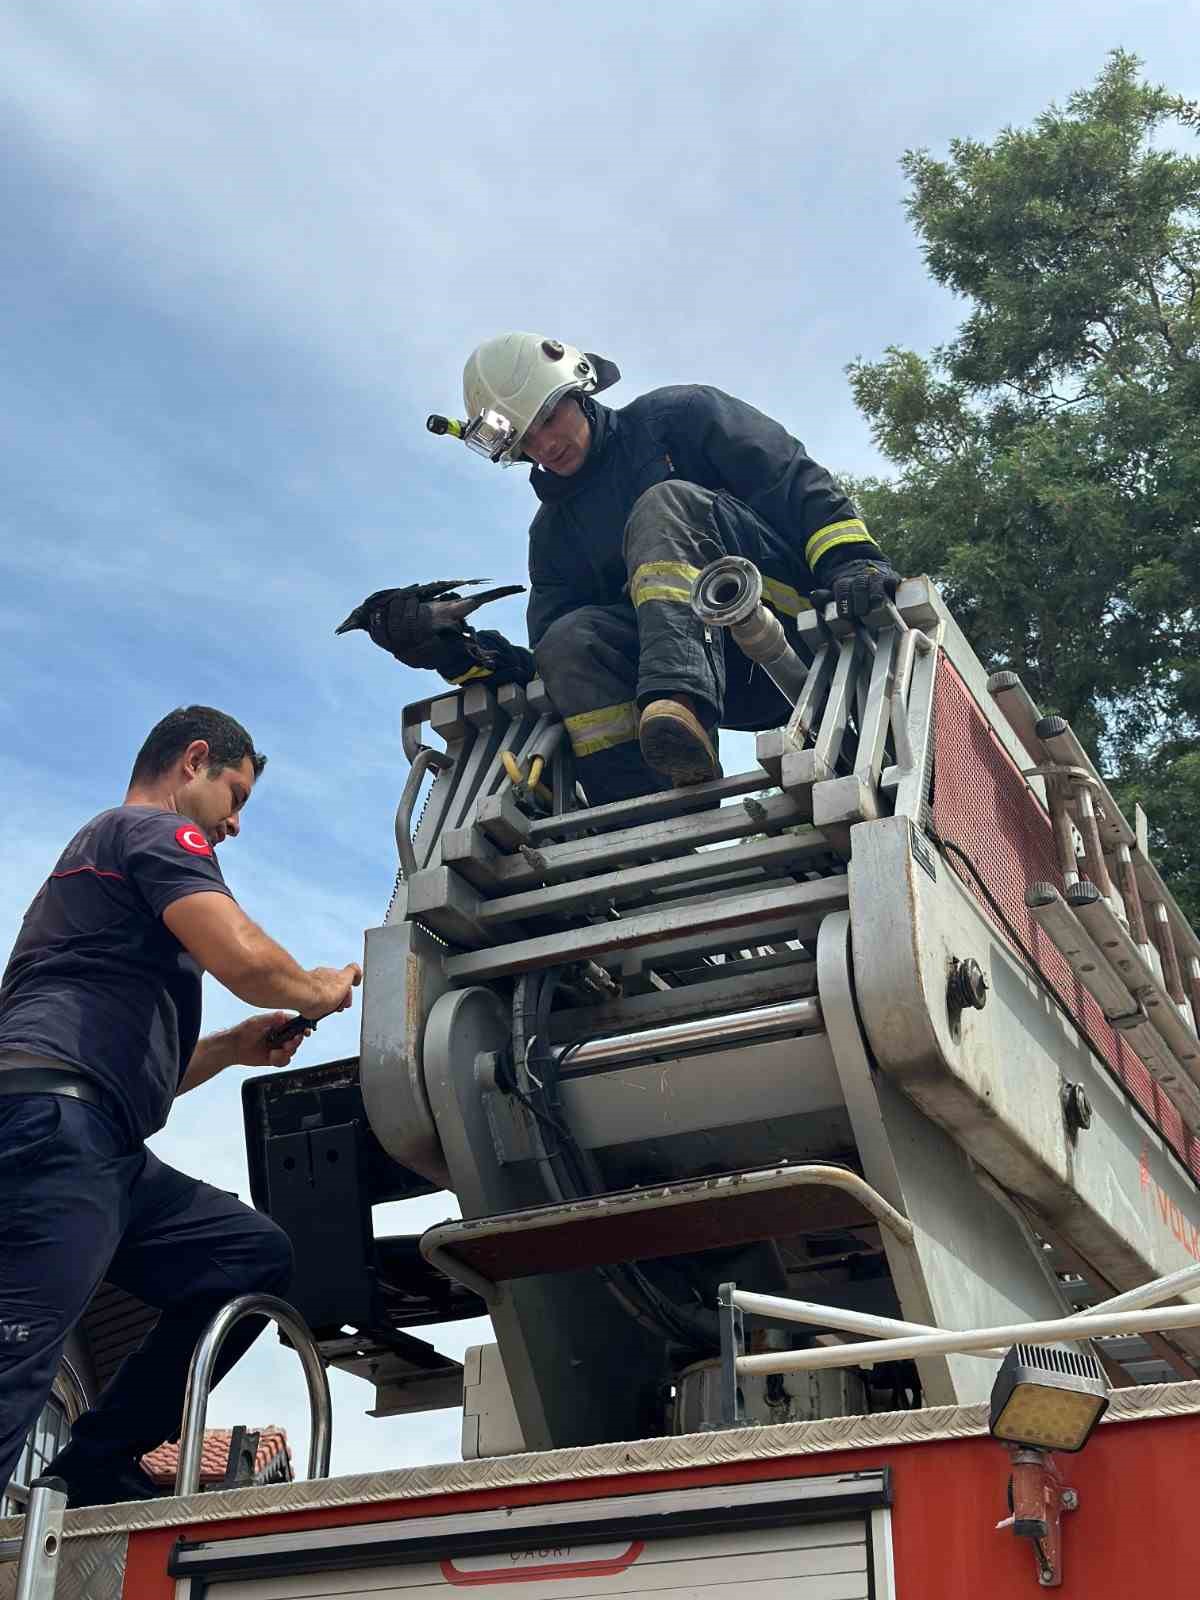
[0,1530,127,1600]
[1,1381,1196,1554]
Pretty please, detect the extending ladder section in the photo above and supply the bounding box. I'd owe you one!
[0,1476,66,1600]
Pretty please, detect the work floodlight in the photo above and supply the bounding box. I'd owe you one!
[989,1344,1110,1452]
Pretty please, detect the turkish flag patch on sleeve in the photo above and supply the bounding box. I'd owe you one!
[175,824,214,857]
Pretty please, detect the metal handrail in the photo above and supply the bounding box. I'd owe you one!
[728,1287,1009,1362]
[737,1300,1200,1376]
[723,1264,1200,1359]
[720,1271,1200,1384]
[175,1294,332,1498]
[718,1264,1200,1425]
[396,745,454,880]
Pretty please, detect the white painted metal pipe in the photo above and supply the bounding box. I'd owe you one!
[732,1289,1006,1360]
[735,1301,1200,1376]
[1085,1260,1200,1316]
[738,1263,1200,1360]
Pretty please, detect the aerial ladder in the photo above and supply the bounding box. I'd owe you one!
[7,569,1200,1598]
[237,567,1200,1448]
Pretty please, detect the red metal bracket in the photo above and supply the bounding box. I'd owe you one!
[996,1447,1078,1588]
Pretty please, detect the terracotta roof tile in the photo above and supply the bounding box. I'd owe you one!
[141,1427,291,1487]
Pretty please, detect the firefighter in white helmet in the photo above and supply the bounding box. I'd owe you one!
[340,333,898,805]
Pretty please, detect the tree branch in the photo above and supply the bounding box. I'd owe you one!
[1000,378,1092,409]
[1142,267,1187,364]
[1165,250,1198,309]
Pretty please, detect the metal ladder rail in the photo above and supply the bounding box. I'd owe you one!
[0,1476,67,1600]
[175,1293,333,1497]
[0,1357,115,1599]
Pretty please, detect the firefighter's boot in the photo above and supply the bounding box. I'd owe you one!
[638,698,721,786]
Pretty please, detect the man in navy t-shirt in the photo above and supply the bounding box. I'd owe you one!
[0,705,362,1508]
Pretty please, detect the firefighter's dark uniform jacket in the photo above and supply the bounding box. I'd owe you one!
[445,385,888,802]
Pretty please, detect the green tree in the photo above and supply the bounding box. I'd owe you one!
[847,51,1200,919]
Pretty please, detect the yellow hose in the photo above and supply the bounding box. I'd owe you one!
[503,749,551,807]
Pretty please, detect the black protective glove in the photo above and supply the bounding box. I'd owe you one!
[831,558,900,621]
[335,579,524,674]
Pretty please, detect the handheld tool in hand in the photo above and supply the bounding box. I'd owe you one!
[264,1014,318,1049]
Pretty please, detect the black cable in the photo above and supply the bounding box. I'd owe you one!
[513,965,717,1350]
[509,1083,571,1150]
[533,970,598,1196]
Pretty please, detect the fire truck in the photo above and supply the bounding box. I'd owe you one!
[4,570,1199,1597]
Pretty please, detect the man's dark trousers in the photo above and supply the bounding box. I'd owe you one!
[534,480,806,805]
[0,1091,293,1491]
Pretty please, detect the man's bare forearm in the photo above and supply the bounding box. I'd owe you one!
[196,912,325,1012]
[178,1030,240,1095]
[163,893,358,1023]
[222,931,323,1010]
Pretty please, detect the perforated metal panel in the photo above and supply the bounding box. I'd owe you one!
[930,657,1200,1184]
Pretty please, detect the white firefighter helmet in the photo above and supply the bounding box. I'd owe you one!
[461,333,620,465]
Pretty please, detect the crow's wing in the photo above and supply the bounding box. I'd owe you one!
[335,579,525,637]
[434,584,526,623]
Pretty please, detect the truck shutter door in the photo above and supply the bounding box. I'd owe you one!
[170,1468,894,1600]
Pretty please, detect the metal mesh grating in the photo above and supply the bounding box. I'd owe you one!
[930,657,1200,1184]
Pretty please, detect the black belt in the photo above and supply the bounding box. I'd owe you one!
[0,1057,102,1107]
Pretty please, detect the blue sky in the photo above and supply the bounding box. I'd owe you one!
[1,2,1194,1477]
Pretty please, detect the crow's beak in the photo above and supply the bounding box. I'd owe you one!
[334,608,365,636]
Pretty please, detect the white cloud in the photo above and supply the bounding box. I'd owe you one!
[8,2,1167,441]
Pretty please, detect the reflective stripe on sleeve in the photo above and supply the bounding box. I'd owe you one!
[761,577,812,617]
[804,519,877,568]
[630,560,702,608]
[447,664,494,684]
[564,701,640,757]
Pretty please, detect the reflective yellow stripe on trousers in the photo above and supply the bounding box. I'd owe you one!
[634,560,811,619]
[630,560,702,608]
[564,701,640,757]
